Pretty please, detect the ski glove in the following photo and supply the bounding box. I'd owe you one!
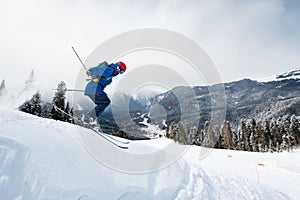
[86,77,99,83]
[92,78,99,83]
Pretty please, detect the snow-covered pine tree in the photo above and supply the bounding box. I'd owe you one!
[256,121,266,152]
[249,118,258,152]
[269,119,276,152]
[24,69,35,91]
[238,120,249,151]
[290,115,300,145]
[189,126,198,145]
[198,130,204,146]
[221,121,233,150]
[41,103,51,118]
[232,130,239,150]
[31,91,42,116]
[166,123,174,140]
[281,115,292,151]
[263,120,271,152]
[178,123,187,144]
[276,117,283,149]
[50,81,67,121]
[0,79,5,96]
[212,125,221,149]
[19,101,31,114]
[19,91,42,116]
[246,121,252,151]
[202,121,214,148]
[281,133,289,151]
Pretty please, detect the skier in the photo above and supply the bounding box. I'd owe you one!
[84,61,127,119]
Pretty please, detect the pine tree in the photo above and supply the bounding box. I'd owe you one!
[198,130,204,145]
[50,81,67,121]
[24,69,35,91]
[213,125,222,149]
[31,92,42,116]
[19,101,31,114]
[256,121,265,152]
[239,120,249,151]
[202,121,214,148]
[19,91,42,116]
[263,120,271,152]
[280,115,291,151]
[166,123,174,140]
[221,121,233,150]
[0,79,5,96]
[290,115,300,146]
[232,130,239,150]
[276,117,283,148]
[178,123,187,144]
[270,118,280,152]
[189,126,198,145]
[249,118,258,152]
[185,125,193,145]
[166,123,177,141]
[41,103,51,118]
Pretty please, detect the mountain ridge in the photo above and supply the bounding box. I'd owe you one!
[139,69,300,132]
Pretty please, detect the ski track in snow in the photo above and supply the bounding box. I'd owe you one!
[0,106,297,199]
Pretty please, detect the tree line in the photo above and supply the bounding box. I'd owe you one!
[1,70,73,122]
[167,115,300,152]
[18,81,74,123]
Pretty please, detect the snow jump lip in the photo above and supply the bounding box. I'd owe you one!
[78,126,189,173]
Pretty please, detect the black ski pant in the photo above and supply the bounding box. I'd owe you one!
[88,93,111,118]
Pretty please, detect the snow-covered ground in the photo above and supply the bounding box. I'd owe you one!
[0,106,299,199]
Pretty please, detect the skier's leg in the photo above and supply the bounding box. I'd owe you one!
[94,93,111,117]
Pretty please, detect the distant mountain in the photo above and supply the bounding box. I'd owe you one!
[143,69,300,132]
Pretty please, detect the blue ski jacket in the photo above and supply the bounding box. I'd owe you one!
[84,61,119,96]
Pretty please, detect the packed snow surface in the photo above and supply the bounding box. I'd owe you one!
[0,106,299,199]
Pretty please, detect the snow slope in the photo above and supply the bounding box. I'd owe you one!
[0,106,299,199]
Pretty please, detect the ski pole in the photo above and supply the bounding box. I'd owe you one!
[71,46,88,71]
[53,88,84,92]
[63,89,84,92]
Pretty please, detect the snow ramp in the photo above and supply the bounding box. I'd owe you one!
[0,106,292,199]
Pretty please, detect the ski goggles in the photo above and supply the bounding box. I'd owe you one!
[117,66,125,74]
[120,69,125,74]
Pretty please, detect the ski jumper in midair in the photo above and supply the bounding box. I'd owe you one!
[84,61,126,118]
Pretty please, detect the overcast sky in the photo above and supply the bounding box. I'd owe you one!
[1,0,300,92]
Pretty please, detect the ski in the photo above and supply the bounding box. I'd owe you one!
[80,118,130,145]
[87,128,129,149]
[52,104,129,149]
[53,103,129,145]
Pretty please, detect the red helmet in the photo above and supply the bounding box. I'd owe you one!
[118,61,126,74]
